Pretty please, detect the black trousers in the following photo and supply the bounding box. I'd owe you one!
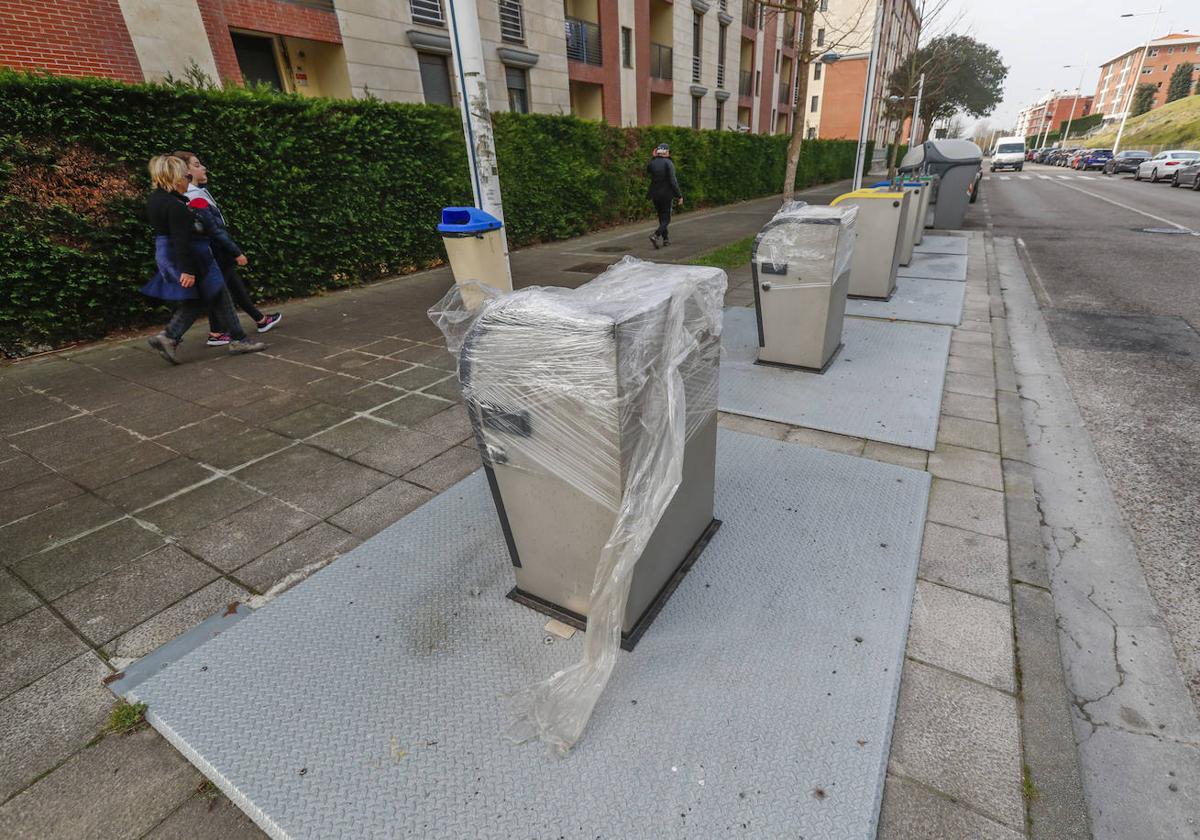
[652,195,674,240]
[167,287,245,342]
[208,258,263,333]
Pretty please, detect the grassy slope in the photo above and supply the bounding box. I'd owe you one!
[1086,95,1200,149]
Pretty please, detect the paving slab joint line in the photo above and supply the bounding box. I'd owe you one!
[885,768,1029,836]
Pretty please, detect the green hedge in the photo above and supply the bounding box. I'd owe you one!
[0,71,863,356]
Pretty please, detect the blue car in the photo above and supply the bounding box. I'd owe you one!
[1079,149,1113,171]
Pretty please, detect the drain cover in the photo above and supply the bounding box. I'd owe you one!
[564,261,611,274]
[1139,227,1193,235]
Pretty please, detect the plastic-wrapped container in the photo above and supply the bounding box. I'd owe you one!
[429,256,726,753]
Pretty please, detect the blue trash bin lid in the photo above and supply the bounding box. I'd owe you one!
[438,206,503,234]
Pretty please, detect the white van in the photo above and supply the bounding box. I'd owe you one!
[991,137,1026,172]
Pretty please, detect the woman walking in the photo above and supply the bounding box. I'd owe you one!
[140,155,266,364]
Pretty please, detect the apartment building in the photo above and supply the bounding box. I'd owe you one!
[0,0,914,142]
[1015,92,1093,140]
[1094,33,1200,121]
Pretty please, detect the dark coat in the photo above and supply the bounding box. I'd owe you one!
[646,156,682,201]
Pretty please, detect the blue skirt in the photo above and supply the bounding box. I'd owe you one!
[140,236,226,301]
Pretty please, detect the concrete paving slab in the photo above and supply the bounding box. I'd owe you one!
[381,364,448,391]
[0,445,50,492]
[944,371,998,398]
[879,773,1024,840]
[328,479,436,539]
[947,354,995,377]
[928,443,1003,491]
[0,473,83,527]
[0,606,88,699]
[181,498,321,573]
[145,792,268,839]
[193,429,294,472]
[846,277,965,326]
[57,440,178,491]
[368,392,453,427]
[98,393,217,438]
[137,479,265,537]
[0,394,78,436]
[0,727,200,838]
[715,412,790,441]
[0,568,39,626]
[914,235,970,256]
[411,403,475,445]
[239,446,391,519]
[940,391,997,424]
[400,445,482,494]
[53,545,219,646]
[928,479,1006,539]
[346,427,456,477]
[898,253,969,282]
[14,517,166,601]
[908,581,1015,692]
[0,652,113,802]
[336,383,406,413]
[226,391,317,425]
[234,523,360,595]
[719,308,952,450]
[94,456,216,512]
[422,376,462,402]
[862,441,929,470]
[9,414,142,469]
[889,660,1024,831]
[265,403,356,440]
[0,492,123,563]
[919,522,1010,604]
[306,417,397,458]
[129,430,929,840]
[104,578,252,663]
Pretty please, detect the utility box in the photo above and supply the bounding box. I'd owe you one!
[752,202,857,372]
[438,206,512,308]
[830,189,912,299]
[899,141,981,229]
[455,259,725,649]
[870,182,921,265]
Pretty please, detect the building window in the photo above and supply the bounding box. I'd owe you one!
[499,0,525,43]
[755,70,761,95]
[692,95,702,129]
[231,33,284,90]
[418,52,453,105]
[775,49,781,72]
[813,62,821,80]
[717,23,727,88]
[621,26,632,68]
[692,13,703,83]
[819,0,828,9]
[716,99,724,129]
[807,126,816,139]
[506,66,529,113]
[1167,46,1173,54]
[411,0,445,26]
[817,28,825,46]
[810,94,818,112]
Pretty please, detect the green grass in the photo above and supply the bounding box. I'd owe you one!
[104,701,147,735]
[686,235,756,270]
[1087,95,1200,149]
[1022,764,1041,802]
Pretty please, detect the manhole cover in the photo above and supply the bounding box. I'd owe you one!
[1138,227,1193,235]
[595,245,632,253]
[564,262,612,274]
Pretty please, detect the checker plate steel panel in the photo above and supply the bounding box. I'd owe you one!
[719,308,951,450]
[846,277,965,326]
[913,234,969,256]
[130,430,929,840]
[896,252,968,281]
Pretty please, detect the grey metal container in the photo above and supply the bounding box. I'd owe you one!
[901,140,982,229]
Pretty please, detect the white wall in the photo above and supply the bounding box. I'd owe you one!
[118,0,218,83]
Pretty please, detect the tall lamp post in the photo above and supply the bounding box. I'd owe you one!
[1059,63,1090,144]
[1036,90,1057,150]
[852,0,886,190]
[1113,5,1165,155]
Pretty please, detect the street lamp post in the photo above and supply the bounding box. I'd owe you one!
[1113,5,1165,155]
[1060,63,1089,144]
[1036,91,1057,149]
[852,0,886,190]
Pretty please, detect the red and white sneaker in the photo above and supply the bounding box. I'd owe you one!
[206,332,232,347]
[256,313,283,333]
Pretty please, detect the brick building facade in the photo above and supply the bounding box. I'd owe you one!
[1094,33,1200,121]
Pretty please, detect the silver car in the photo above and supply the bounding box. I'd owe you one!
[1135,150,1200,183]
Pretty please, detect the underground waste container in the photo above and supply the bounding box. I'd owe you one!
[751,202,857,372]
[870,182,921,265]
[899,141,981,229]
[830,188,911,299]
[438,206,512,308]
[452,258,725,649]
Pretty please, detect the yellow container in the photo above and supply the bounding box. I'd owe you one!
[830,190,912,299]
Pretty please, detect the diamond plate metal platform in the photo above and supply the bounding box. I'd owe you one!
[913,233,968,256]
[719,308,951,450]
[129,429,929,840]
[897,252,968,281]
[846,277,965,326]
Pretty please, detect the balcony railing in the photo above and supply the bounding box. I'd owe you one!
[692,55,701,83]
[717,63,726,89]
[650,42,673,80]
[739,69,753,96]
[742,1,758,29]
[410,0,444,26]
[783,23,795,46]
[565,17,602,66]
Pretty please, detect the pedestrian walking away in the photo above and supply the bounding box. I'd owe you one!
[139,155,267,364]
[174,151,282,346]
[646,143,683,249]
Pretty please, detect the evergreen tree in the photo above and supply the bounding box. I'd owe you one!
[1166,62,1195,103]
[1130,83,1157,116]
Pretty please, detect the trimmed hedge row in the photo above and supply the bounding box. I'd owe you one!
[0,71,865,355]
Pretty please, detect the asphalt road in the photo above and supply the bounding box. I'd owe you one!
[975,162,1200,712]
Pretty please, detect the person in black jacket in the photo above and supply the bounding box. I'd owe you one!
[140,155,266,365]
[646,143,683,248]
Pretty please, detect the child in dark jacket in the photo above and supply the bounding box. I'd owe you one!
[174,151,282,346]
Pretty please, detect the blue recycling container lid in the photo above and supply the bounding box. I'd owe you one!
[438,206,503,234]
[871,180,924,188]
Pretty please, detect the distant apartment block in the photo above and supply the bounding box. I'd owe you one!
[1015,93,1094,140]
[0,0,917,142]
[1094,33,1200,120]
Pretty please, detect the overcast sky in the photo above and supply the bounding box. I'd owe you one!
[937,0,1194,133]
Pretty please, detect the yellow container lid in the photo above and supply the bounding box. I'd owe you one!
[831,189,905,206]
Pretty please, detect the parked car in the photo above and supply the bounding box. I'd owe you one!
[1068,149,1090,170]
[1135,150,1200,182]
[1056,149,1081,167]
[1045,149,1069,166]
[1079,149,1113,171]
[1170,160,1200,190]
[1025,149,1037,161]
[1103,150,1151,175]
[991,137,1026,171]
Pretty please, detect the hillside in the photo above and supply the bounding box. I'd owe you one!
[1086,95,1200,149]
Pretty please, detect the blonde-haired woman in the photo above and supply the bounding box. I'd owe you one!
[141,154,265,364]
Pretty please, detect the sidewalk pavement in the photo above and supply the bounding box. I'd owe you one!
[0,178,1086,838]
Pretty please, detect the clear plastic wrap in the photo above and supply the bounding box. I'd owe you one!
[754,203,859,286]
[429,256,726,753]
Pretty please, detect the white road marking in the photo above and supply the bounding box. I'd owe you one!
[1018,175,1032,180]
[1045,179,1200,235]
[1038,175,1053,180]
[1056,175,1071,180]
[999,175,1012,181]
